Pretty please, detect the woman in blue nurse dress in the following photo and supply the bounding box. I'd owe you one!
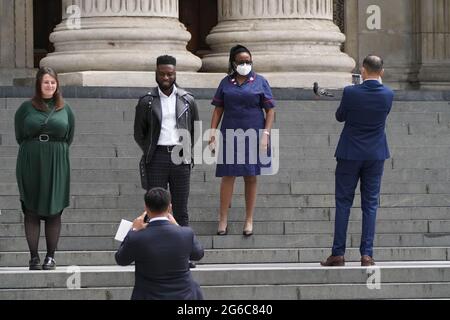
[208,45,276,237]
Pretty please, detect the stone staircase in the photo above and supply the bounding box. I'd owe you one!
[1,96,450,299]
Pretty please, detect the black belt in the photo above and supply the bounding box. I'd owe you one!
[30,134,66,142]
[156,145,178,153]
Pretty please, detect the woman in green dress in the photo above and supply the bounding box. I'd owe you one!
[15,67,75,270]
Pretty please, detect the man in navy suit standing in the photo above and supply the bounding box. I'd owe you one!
[321,55,394,267]
[115,187,204,299]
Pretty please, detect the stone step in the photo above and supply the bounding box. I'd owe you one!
[0,109,127,122]
[2,281,450,300]
[274,122,450,136]
[4,97,450,111]
[0,182,293,196]
[2,194,450,210]
[203,168,449,183]
[1,219,448,237]
[5,120,450,136]
[4,132,450,148]
[274,111,440,123]
[3,98,448,112]
[291,182,450,194]
[4,180,446,197]
[0,145,119,157]
[1,157,139,170]
[3,144,450,160]
[1,134,136,146]
[1,207,449,224]
[1,234,449,251]
[0,169,203,183]
[0,262,449,289]
[3,108,449,126]
[0,121,135,134]
[266,100,450,112]
[211,234,450,249]
[1,168,449,184]
[202,281,450,300]
[2,154,450,172]
[1,247,448,267]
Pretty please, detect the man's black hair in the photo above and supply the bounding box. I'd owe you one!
[145,187,171,213]
[228,44,252,74]
[363,55,383,74]
[157,55,177,66]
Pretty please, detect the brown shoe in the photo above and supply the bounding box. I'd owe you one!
[320,255,345,267]
[361,255,375,267]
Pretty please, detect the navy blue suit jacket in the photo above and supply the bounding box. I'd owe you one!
[334,80,394,160]
[115,220,204,300]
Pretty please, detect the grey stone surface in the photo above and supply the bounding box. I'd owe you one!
[0,263,449,290]
[1,87,450,100]
[1,247,447,267]
[2,96,450,299]
[0,236,213,252]
[2,282,450,300]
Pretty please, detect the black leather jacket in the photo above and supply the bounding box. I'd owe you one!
[134,86,199,164]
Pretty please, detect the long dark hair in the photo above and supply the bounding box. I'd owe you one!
[228,44,252,75]
[31,67,64,111]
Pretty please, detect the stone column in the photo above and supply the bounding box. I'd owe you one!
[40,0,201,73]
[0,0,35,85]
[416,0,450,89]
[202,0,355,88]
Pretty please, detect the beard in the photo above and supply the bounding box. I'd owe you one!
[156,77,176,92]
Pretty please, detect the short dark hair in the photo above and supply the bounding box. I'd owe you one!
[144,188,171,213]
[363,55,384,74]
[157,55,176,66]
[228,44,252,74]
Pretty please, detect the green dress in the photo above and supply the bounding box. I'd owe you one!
[15,99,75,217]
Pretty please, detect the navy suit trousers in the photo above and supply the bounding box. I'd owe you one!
[332,159,385,257]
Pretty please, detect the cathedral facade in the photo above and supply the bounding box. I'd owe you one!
[1,0,449,89]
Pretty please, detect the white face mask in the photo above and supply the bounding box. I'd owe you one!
[235,63,252,76]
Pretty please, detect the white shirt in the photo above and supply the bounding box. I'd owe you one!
[149,216,170,223]
[364,77,383,84]
[132,215,169,231]
[157,86,180,146]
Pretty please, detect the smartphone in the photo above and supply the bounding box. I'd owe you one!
[352,74,362,85]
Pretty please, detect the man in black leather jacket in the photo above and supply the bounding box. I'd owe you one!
[134,55,199,229]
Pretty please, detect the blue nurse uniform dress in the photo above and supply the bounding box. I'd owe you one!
[211,71,275,177]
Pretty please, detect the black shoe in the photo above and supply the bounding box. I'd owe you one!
[189,261,196,269]
[243,224,253,237]
[29,257,42,270]
[217,226,228,236]
[42,256,56,270]
[243,230,253,237]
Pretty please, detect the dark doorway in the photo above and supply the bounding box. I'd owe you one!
[179,0,218,57]
[33,0,62,68]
